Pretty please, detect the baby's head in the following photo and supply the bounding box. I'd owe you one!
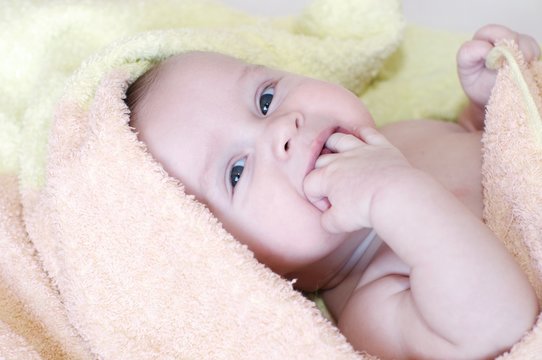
[127,51,375,282]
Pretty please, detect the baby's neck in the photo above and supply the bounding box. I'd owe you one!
[321,229,379,290]
[320,230,382,318]
[287,228,374,292]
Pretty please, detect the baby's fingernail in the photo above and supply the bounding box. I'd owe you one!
[312,198,331,212]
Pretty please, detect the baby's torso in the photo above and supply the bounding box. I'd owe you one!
[322,119,484,319]
[380,119,484,217]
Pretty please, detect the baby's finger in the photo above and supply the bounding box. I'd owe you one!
[357,127,390,146]
[312,197,331,212]
[518,34,541,62]
[314,153,335,168]
[303,168,330,211]
[474,24,517,45]
[325,133,363,153]
[457,39,493,71]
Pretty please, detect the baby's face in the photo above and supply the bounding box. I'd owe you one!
[133,52,375,275]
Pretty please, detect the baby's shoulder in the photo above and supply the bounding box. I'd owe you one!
[379,119,484,216]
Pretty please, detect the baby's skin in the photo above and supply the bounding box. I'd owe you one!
[129,25,540,359]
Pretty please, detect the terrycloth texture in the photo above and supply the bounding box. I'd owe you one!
[482,41,542,359]
[1,0,404,358]
[2,0,540,358]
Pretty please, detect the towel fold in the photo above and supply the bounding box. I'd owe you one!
[482,41,542,358]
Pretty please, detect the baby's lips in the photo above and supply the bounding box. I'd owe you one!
[320,146,333,156]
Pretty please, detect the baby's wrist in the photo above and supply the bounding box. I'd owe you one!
[459,101,486,131]
[368,169,444,228]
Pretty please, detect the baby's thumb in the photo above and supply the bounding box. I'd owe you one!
[303,168,331,212]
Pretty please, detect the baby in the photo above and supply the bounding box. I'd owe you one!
[127,24,540,359]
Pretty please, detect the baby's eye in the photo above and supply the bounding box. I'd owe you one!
[259,86,274,116]
[230,158,245,188]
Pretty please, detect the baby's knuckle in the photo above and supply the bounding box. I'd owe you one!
[474,24,499,39]
[335,136,348,148]
[319,164,334,179]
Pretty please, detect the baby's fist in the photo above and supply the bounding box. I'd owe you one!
[303,127,412,234]
[457,24,540,107]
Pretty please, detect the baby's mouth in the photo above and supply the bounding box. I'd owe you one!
[305,126,356,177]
[319,144,333,157]
[318,126,355,157]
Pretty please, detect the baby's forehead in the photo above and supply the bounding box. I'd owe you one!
[162,51,249,73]
[152,52,275,101]
[140,51,257,120]
[148,52,250,97]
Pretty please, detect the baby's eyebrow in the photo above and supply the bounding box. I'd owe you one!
[197,152,216,200]
[238,63,266,84]
[197,131,223,198]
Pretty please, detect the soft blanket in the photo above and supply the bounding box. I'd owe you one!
[483,41,542,358]
[1,0,540,358]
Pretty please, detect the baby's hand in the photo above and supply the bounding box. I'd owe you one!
[303,128,414,233]
[457,24,540,108]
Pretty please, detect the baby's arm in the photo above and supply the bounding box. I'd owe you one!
[304,129,538,359]
[457,24,540,131]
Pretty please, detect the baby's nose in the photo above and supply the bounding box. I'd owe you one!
[269,112,303,161]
